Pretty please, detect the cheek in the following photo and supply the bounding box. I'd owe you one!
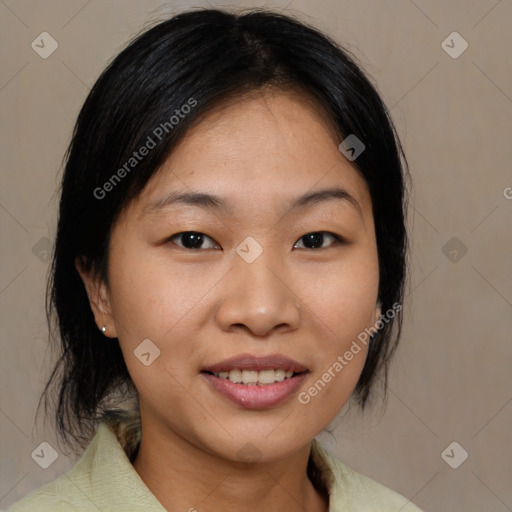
[293,252,378,411]
[107,240,199,339]
[106,241,223,389]
[298,251,379,339]
[106,259,201,410]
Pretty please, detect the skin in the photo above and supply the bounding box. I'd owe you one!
[78,88,382,512]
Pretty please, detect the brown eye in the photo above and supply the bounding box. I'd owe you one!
[168,231,219,250]
[293,231,343,250]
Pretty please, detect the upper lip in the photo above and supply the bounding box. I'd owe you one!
[202,353,308,373]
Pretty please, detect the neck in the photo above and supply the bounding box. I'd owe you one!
[132,422,329,512]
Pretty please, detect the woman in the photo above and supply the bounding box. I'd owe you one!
[9,7,421,511]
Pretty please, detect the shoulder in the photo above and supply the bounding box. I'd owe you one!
[6,479,81,511]
[311,439,423,512]
[7,421,164,512]
[8,423,111,512]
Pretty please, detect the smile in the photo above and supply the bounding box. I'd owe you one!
[201,353,309,409]
[205,368,296,385]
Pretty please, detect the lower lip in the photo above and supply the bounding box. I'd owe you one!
[201,372,308,409]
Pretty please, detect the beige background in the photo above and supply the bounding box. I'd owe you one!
[1,1,511,510]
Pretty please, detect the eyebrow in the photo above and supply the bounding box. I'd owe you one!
[142,187,362,219]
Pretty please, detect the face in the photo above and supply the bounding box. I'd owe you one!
[80,90,381,463]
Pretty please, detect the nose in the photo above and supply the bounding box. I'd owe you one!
[215,250,301,338]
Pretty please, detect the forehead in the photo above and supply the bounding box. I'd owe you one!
[132,90,371,219]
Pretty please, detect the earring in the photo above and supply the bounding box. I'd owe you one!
[101,326,107,333]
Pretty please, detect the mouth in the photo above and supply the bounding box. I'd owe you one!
[201,368,303,385]
[200,354,309,409]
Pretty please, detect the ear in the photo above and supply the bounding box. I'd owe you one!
[375,303,382,320]
[373,301,382,326]
[75,256,118,338]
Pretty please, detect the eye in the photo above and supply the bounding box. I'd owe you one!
[166,230,344,251]
[293,231,344,250]
[168,231,220,250]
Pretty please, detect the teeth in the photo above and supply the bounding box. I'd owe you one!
[275,369,285,382]
[212,368,297,385]
[242,370,259,385]
[258,369,276,384]
[228,369,242,383]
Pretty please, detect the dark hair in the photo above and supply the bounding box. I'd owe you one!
[42,7,409,448]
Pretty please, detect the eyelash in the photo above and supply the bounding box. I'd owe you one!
[166,231,345,251]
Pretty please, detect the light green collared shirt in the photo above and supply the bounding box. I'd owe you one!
[8,422,422,511]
